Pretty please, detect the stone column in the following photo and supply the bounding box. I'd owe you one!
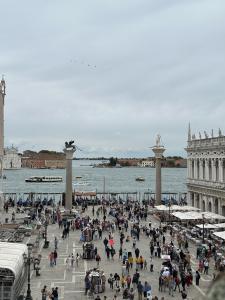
[199,194,202,211]
[152,141,165,206]
[199,159,203,180]
[219,159,224,182]
[212,159,216,182]
[64,147,76,210]
[194,159,198,179]
[187,159,192,178]
[205,159,209,180]
[218,198,222,215]
[193,193,196,207]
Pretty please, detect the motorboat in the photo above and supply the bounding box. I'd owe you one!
[25,176,63,183]
[135,177,145,182]
[73,181,90,186]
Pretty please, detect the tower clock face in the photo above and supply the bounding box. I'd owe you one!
[206,273,225,300]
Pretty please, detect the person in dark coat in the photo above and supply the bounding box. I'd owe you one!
[195,270,201,286]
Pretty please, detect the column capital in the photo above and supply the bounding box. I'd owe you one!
[205,159,210,166]
[219,158,223,165]
[212,158,217,166]
[64,148,76,160]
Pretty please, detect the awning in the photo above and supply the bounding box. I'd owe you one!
[155,205,200,212]
[196,224,219,229]
[172,211,225,221]
[213,231,225,240]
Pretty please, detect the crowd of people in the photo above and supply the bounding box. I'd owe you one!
[36,196,219,299]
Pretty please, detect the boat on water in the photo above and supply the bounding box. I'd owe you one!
[25,176,63,183]
[73,181,90,186]
[135,177,145,182]
[75,176,82,179]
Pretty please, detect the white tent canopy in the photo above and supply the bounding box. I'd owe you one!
[214,223,225,229]
[155,205,200,212]
[172,211,225,221]
[196,224,219,229]
[196,223,225,230]
[0,242,28,278]
[213,231,225,240]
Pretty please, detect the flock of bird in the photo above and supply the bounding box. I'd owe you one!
[69,59,97,69]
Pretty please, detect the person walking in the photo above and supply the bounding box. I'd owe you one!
[84,274,91,295]
[204,259,209,275]
[195,270,201,286]
[52,287,59,300]
[54,237,58,250]
[53,250,57,266]
[49,252,54,267]
[71,254,75,268]
[108,274,114,289]
[137,281,143,300]
[96,253,101,266]
[41,285,48,300]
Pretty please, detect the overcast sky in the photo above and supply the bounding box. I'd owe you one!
[1,0,225,157]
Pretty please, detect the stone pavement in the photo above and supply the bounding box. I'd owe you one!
[28,207,211,300]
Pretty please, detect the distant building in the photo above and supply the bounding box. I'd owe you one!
[21,150,66,169]
[186,125,225,216]
[140,160,155,167]
[3,147,21,169]
[174,159,187,168]
[45,159,66,169]
[118,159,140,167]
[21,158,46,169]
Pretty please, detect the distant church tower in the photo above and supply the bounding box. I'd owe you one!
[0,77,6,171]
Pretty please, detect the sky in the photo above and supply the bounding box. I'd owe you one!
[1,0,225,158]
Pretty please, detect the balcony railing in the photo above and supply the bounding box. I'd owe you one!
[186,178,225,189]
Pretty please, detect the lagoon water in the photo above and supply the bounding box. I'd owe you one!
[2,160,187,195]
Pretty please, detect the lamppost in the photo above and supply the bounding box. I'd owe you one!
[23,243,33,300]
[43,220,49,248]
[202,213,205,244]
[168,200,171,225]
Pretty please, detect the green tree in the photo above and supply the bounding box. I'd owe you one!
[109,157,117,166]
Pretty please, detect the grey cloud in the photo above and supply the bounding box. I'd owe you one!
[1,0,225,157]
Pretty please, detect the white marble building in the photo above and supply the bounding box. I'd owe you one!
[186,125,225,216]
[140,160,155,167]
[3,146,21,169]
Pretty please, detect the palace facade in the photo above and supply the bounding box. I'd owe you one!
[186,126,225,216]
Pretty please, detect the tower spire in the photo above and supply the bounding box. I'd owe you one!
[188,122,191,141]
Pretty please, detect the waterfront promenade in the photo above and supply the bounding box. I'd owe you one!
[24,206,212,300]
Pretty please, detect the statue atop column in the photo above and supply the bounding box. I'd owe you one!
[188,122,191,141]
[64,140,76,211]
[65,140,76,150]
[204,131,209,139]
[0,76,6,97]
[156,134,161,147]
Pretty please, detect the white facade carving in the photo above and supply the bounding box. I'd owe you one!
[186,125,225,216]
[3,147,21,169]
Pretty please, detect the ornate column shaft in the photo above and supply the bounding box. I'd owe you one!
[188,158,192,178]
[194,159,198,179]
[152,137,165,206]
[219,159,224,182]
[199,159,203,179]
[64,147,76,210]
[193,193,197,207]
[212,159,216,182]
[205,159,209,180]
